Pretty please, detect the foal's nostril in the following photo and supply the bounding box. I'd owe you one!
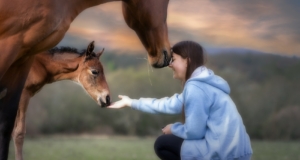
[106,95,111,106]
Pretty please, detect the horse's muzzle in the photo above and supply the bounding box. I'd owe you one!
[152,49,171,68]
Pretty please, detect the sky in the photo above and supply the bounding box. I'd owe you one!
[58,0,300,57]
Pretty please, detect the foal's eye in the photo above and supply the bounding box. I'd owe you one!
[91,70,99,75]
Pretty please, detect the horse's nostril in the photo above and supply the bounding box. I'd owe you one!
[163,50,168,56]
[106,95,110,106]
[163,49,169,67]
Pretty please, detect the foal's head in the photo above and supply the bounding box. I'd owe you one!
[77,41,110,107]
[122,0,172,68]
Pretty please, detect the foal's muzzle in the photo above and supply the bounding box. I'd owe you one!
[100,95,111,108]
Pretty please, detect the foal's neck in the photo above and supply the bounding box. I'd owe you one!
[39,53,81,83]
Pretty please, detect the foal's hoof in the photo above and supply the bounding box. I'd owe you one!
[0,88,7,100]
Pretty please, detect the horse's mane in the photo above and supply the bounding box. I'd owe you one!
[48,47,86,57]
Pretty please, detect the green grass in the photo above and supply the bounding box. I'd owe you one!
[251,140,300,160]
[8,136,300,160]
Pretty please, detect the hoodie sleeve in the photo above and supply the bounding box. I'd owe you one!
[171,83,211,140]
[131,93,183,114]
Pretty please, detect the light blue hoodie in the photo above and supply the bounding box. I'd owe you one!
[131,67,252,160]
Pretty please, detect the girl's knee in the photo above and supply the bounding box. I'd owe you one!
[154,135,168,152]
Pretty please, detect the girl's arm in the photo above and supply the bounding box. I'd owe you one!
[171,84,211,140]
[131,93,183,114]
[108,94,183,114]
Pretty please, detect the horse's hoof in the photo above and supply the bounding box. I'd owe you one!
[0,88,7,99]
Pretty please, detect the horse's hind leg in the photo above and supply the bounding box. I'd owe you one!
[0,56,34,160]
[13,90,30,160]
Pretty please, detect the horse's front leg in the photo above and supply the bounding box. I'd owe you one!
[13,90,31,160]
[0,38,23,87]
[0,56,34,160]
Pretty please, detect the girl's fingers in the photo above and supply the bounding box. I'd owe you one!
[108,95,131,108]
[107,102,121,108]
[118,95,127,99]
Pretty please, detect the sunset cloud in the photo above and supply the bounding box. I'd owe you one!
[58,0,300,56]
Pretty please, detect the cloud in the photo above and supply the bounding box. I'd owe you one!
[167,0,300,55]
[60,0,300,56]
[67,2,146,54]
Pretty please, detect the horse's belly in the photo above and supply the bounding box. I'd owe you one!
[23,18,70,53]
[14,17,71,60]
[0,5,73,60]
[25,26,70,54]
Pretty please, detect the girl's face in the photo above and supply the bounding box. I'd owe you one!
[168,53,187,81]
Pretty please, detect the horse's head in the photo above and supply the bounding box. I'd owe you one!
[122,0,171,68]
[77,41,110,107]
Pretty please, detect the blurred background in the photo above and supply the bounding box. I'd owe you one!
[10,0,300,159]
[26,49,300,140]
[26,0,300,140]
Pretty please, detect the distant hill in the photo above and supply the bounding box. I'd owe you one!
[208,51,300,82]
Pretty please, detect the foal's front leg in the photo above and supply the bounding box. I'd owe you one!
[13,90,31,160]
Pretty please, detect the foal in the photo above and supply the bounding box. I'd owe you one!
[12,41,110,160]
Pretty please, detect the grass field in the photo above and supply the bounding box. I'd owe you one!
[8,135,300,160]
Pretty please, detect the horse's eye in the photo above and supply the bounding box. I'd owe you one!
[91,70,99,75]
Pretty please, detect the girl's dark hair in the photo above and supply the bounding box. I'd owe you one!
[172,41,206,123]
[172,41,206,82]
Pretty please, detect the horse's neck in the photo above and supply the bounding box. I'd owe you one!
[75,0,121,11]
[54,0,121,22]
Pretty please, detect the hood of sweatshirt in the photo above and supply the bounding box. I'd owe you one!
[187,66,230,94]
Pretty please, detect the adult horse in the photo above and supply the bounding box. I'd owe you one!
[13,41,110,160]
[0,0,171,159]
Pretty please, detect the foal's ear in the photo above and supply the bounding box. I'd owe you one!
[96,48,105,58]
[86,41,95,57]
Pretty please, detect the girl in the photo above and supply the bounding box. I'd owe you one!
[108,41,252,160]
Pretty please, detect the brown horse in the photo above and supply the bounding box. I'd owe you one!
[12,41,110,160]
[0,0,171,159]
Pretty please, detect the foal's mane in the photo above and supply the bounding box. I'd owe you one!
[48,47,86,57]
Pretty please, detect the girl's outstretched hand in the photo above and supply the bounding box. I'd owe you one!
[107,95,132,109]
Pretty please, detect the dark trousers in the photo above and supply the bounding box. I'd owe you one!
[154,134,184,160]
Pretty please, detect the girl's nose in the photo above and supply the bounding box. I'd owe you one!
[168,58,173,67]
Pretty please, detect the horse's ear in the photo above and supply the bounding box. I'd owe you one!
[86,41,95,57]
[96,48,105,58]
